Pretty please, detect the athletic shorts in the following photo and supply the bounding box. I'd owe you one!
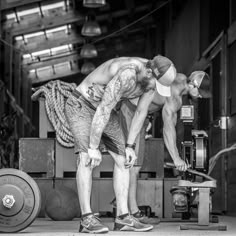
[65,90,126,156]
[119,100,148,166]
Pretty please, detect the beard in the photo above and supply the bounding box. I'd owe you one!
[138,77,151,92]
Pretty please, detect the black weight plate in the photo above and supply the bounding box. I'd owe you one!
[0,168,41,233]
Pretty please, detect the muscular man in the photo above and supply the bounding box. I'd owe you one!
[120,71,211,223]
[65,55,181,233]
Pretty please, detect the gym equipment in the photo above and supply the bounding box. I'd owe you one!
[180,105,209,177]
[45,186,80,221]
[166,105,227,231]
[0,168,41,233]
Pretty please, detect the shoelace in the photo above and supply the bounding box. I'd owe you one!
[127,214,140,224]
[86,214,101,225]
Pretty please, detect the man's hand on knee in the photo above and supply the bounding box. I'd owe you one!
[87,148,102,168]
[125,146,137,168]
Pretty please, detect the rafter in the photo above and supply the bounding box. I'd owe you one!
[23,53,80,70]
[5,10,84,36]
[31,68,81,84]
[17,32,84,54]
[1,0,47,10]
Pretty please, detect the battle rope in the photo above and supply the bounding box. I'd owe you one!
[31,80,76,147]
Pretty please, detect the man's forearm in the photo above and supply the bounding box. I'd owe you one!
[163,122,180,162]
[127,110,147,145]
[89,106,110,149]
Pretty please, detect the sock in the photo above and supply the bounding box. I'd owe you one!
[82,212,93,219]
[132,210,140,217]
[118,213,129,219]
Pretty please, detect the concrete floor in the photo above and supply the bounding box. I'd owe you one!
[1,216,236,236]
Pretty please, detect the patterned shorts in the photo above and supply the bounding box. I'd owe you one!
[65,90,126,156]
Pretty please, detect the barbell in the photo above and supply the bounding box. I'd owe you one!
[0,168,41,233]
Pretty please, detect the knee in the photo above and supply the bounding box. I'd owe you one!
[76,152,89,168]
[113,155,126,169]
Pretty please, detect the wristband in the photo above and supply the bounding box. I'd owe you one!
[125,143,136,150]
[89,145,99,150]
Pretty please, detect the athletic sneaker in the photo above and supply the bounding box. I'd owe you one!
[79,214,109,234]
[132,210,160,224]
[114,214,153,232]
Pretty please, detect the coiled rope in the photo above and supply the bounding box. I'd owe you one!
[31,80,76,147]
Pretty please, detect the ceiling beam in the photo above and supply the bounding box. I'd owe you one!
[17,32,84,54]
[5,9,84,36]
[1,0,47,11]
[23,53,80,70]
[31,68,81,84]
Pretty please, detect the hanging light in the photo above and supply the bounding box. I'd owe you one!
[81,19,102,37]
[80,43,98,58]
[83,0,106,8]
[81,61,96,75]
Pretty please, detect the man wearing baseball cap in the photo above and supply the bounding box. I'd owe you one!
[148,55,177,97]
[119,71,211,225]
[65,55,177,233]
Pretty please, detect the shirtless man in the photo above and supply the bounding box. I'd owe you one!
[120,71,211,223]
[65,55,182,233]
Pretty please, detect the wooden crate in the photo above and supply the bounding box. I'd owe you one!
[19,138,55,178]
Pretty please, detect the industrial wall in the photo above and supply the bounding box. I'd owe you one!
[164,0,236,215]
[228,34,236,215]
[165,0,200,74]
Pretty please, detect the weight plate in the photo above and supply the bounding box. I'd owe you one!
[0,168,41,233]
[0,184,24,216]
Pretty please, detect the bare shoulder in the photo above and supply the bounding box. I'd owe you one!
[175,73,187,82]
[165,93,183,112]
[108,57,145,75]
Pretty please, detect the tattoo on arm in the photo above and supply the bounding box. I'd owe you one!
[89,66,138,147]
[87,83,106,102]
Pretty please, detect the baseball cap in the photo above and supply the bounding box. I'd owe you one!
[149,55,176,97]
[189,71,211,98]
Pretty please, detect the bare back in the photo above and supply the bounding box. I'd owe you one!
[130,73,187,114]
[76,57,149,107]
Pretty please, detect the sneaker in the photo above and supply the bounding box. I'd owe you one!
[132,210,160,225]
[114,214,153,232]
[79,214,109,234]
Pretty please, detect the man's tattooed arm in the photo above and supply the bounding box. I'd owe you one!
[89,65,137,149]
